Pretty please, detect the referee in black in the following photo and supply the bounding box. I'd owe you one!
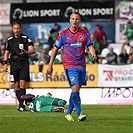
[3,21,35,111]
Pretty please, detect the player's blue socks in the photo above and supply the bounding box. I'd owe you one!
[67,92,81,116]
[71,92,81,116]
[66,92,74,114]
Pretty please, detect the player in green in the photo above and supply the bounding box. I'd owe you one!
[21,93,67,112]
[122,21,133,50]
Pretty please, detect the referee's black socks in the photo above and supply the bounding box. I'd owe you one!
[15,89,20,104]
[17,88,26,108]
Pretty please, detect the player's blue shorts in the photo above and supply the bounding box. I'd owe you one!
[65,68,86,87]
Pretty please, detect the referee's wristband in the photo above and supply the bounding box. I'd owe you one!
[3,60,8,65]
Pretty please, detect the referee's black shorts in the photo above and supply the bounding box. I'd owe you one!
[10,60,30,82]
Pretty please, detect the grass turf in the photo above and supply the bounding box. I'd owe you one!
[0,105,132,133]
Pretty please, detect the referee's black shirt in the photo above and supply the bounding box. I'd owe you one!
[6,33,34,61]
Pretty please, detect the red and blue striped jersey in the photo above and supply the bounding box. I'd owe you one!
[54,28,92,69]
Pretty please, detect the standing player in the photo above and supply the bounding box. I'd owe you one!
[3,21,35,111]
[122,21,133,48]
[47,12,97,121]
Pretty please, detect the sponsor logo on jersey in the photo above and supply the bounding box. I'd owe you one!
[71,42,82,47]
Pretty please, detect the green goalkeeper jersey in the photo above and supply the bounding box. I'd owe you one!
[27,95,66,112]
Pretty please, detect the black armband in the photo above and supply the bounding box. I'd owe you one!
[3,60,8,65]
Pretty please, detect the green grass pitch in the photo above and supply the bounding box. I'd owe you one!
[0,105,133,133]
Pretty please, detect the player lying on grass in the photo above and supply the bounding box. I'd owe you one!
[20,93,67,112]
